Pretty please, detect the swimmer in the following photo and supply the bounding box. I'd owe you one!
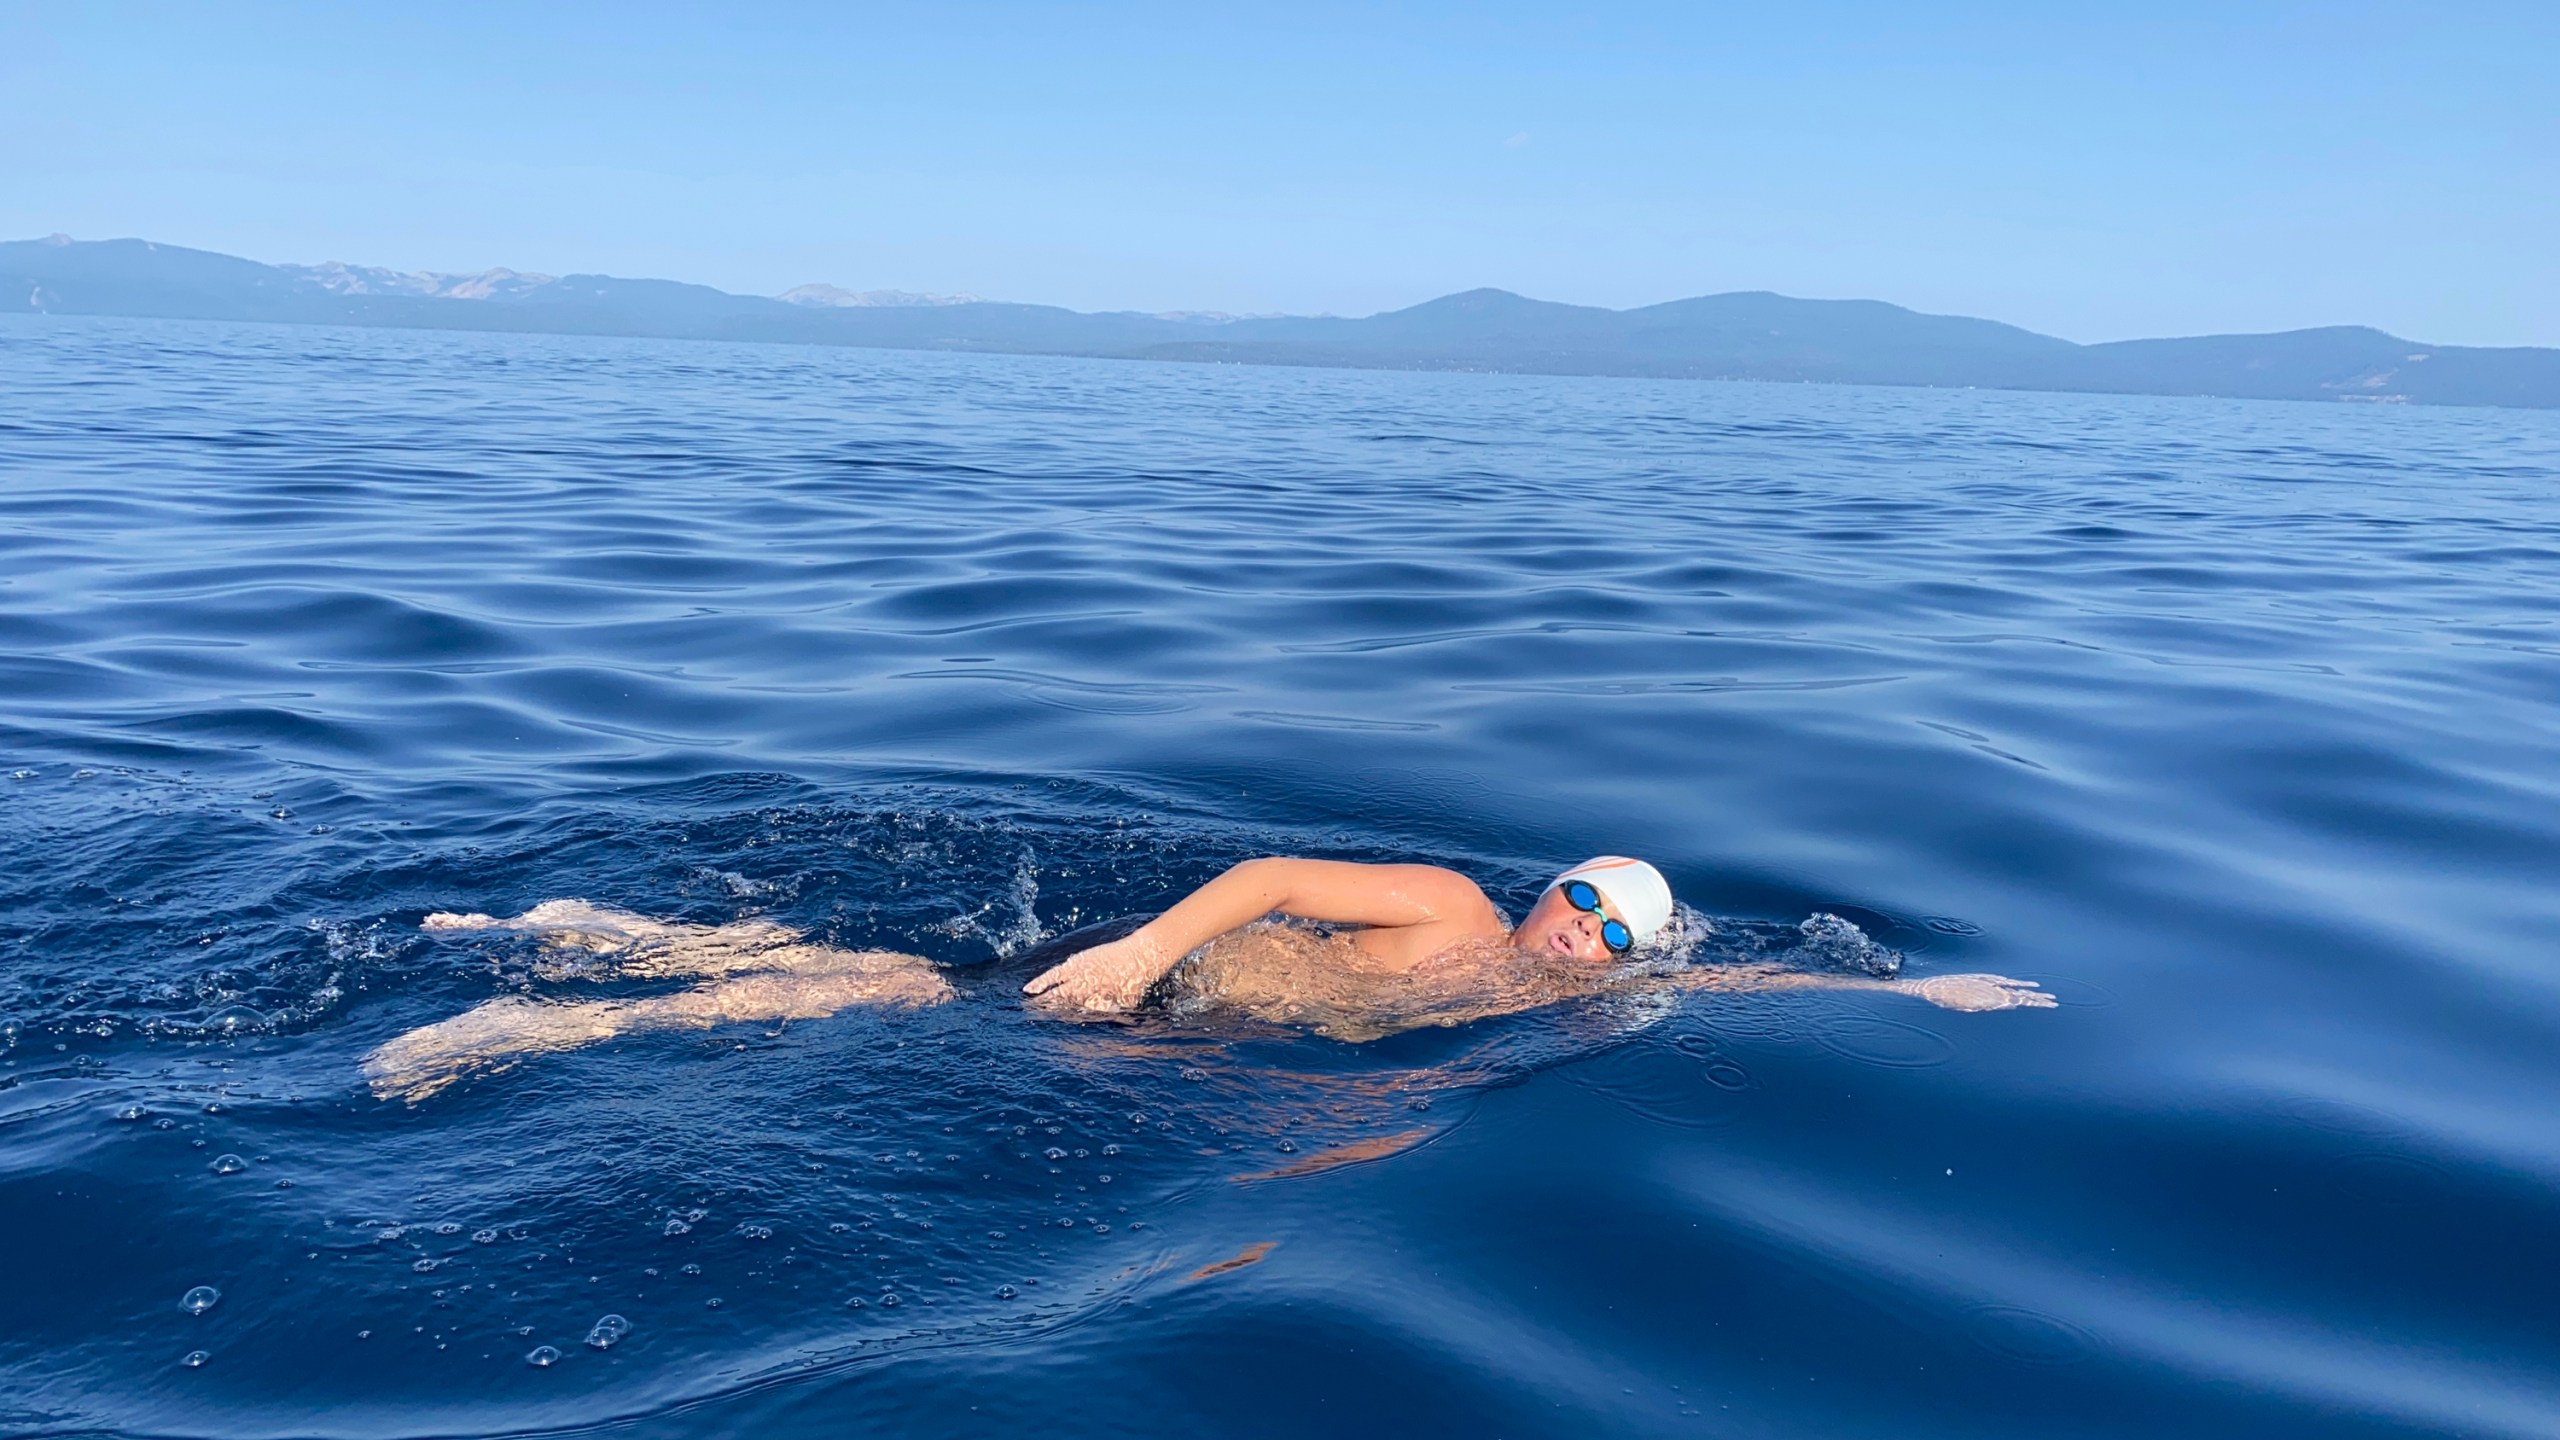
[362,859,2051,1101]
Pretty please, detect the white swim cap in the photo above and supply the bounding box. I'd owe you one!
[1550,856,1674,942]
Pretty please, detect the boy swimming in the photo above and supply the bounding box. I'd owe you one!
[362,855,2052,1102]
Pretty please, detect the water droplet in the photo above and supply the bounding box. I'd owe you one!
[679,1263,702,1276]
[180,1350,210,1368]
[1275,1140,1298,1154]
[995,1284,1018,1300]
[827,1222,849,1234]
[705,1297,723,1309]
[525,1345,561,1368]
[735,1223,772,1240]
[1102,1143,1121,1156]
[432,1222,460,1235]
[662,1217,692,1236]
[878,1293,901,1308]
[583,1314,632,1350]
[844,1296,865,1309]
[472,1228,498,1244]
[412,1259,438,1273]
[180,1285,221,1315]
[208,1154,246,1175]
[153,1118,176,1130]
[1043,1147,1067,1161]
[114,1105,147,1122]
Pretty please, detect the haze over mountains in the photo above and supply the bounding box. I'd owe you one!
[9,234,2555,409]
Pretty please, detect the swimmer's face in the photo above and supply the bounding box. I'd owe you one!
[1512,885,1629,964]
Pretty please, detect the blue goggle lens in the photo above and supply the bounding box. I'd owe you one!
[1561,879,1635,955]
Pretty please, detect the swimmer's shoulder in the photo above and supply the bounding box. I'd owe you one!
[1384,863,1507,934]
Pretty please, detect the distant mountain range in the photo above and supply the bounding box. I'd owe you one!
[9,234,2554,409]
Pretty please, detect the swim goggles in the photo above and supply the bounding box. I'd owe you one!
[1560,879,1634,956]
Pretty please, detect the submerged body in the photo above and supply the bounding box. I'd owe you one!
[364,859,2052,1102]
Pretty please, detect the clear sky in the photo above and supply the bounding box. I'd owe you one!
[4,1,2553,345]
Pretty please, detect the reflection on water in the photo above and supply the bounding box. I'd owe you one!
[3,315,2558,1439]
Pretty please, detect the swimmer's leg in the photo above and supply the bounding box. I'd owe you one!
[422,900,808,979]
[363,949,954,1103]
[423,899,690,949]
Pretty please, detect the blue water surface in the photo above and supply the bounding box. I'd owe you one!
[4,314,2559,1439]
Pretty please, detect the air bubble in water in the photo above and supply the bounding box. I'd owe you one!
[1275,1139,1297,1154]
[1043,1147,1067,1161]
[663,1217,692,1236]
[844,1296,864,1309]
[432,1222,460,1235]
[583,1314,632,1350]
[412,1258,438,1273]
[114,1105,147,1122]
[996,1284,1018,1299]
[180,1350,210,1368]
[208,1154,246,1175]
[525,1345,560,1368]
[1102,1143,1120,1156]
[878,1293,900,1308]
[180,1285,221,1315]
[472,1228,498,1244]
[735,1223,772,1240]
[679,1263,701,1276]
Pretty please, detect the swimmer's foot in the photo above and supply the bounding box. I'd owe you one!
[1891,973,2056,1012]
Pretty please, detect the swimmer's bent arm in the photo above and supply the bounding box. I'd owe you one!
[1022,858,1481,1012]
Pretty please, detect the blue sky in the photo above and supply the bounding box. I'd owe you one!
[4,1,2552,344]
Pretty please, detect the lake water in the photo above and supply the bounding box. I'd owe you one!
[4,314,2558,1439]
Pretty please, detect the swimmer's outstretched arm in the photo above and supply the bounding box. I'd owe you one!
[1022,858,1485,1012]
[1647,964,2055,1012]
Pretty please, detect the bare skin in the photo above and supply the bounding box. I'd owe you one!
[364,863,2053,1102]
[361,901,950,1102]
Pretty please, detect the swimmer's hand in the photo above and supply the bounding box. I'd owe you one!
[1023,934,1170,1014]
[1892,973,2056,1012]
